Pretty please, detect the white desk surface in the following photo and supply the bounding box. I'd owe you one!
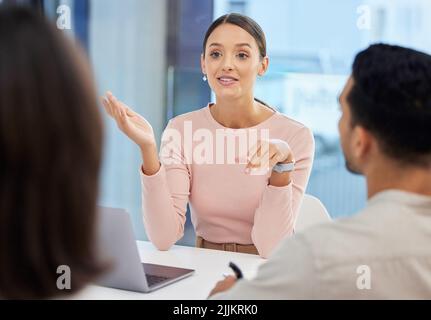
[74,241,265,300]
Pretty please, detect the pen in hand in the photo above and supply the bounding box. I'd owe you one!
[229,262,243,279]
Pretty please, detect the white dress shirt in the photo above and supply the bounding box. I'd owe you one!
[211,190,431,299]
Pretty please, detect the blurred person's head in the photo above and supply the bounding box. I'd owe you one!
[201,13,269,101]
[0,6,104,299]
[338,44,431,181]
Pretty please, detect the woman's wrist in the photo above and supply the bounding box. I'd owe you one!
[269,171,292,187]
[140,143,160,176]
[269,151,294,186]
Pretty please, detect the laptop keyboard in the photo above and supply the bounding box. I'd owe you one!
[146,274,170,287]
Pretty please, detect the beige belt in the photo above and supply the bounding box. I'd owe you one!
[196,236,259,255]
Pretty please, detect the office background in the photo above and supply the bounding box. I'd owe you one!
[6,0,431,245]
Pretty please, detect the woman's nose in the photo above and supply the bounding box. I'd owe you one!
[221,56,234,71]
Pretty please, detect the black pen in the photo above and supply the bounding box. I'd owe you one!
[229,262,243,279]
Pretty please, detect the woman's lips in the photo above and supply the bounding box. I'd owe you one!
[217,77,238,87]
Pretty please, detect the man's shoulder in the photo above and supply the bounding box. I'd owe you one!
[291,198,427,269]
[288,209,380,266]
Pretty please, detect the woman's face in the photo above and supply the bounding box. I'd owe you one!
[201,23,268,101]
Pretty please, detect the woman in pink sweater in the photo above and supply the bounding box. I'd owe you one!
[102,13,314,258]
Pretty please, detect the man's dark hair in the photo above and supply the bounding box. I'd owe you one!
[0,6,105,298]
[348,43,431,167]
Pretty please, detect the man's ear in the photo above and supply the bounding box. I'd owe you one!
[353,126,373,160]
[258,56,269,76]
[201,53,206,75]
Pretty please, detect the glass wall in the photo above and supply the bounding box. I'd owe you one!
[19,0,431,245]
[88,0,168,240]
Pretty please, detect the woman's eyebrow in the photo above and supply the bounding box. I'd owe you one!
[235,43,252,48]
[208,43,252,48]
[209,43,222,48]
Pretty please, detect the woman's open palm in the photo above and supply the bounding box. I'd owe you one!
[102,92,155,148]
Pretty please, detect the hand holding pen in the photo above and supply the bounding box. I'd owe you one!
[209,262,242,297]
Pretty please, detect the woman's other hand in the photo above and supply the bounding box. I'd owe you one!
[102,91,156,149]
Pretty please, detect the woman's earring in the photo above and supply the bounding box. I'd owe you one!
[202,74,207,82]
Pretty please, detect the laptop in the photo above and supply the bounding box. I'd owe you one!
[96,207,195,293]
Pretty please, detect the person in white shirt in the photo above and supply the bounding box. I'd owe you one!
[209,43,431,299]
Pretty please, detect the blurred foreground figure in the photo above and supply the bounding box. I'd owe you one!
[0,5,105,299]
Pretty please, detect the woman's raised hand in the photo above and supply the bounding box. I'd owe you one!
[102,92,156,149]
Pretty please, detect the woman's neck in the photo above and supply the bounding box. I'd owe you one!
[211,96,273,129]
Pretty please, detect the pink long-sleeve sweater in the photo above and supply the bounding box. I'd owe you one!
[140,104,315,258]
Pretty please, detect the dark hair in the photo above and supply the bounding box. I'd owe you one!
[202,13,267,59]
[0,6,105,299]
[348,43,431,167]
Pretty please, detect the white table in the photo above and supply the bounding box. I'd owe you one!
[74,241,265,300]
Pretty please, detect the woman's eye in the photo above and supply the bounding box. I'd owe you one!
[210,52,221,58]
[237,53,249,59]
